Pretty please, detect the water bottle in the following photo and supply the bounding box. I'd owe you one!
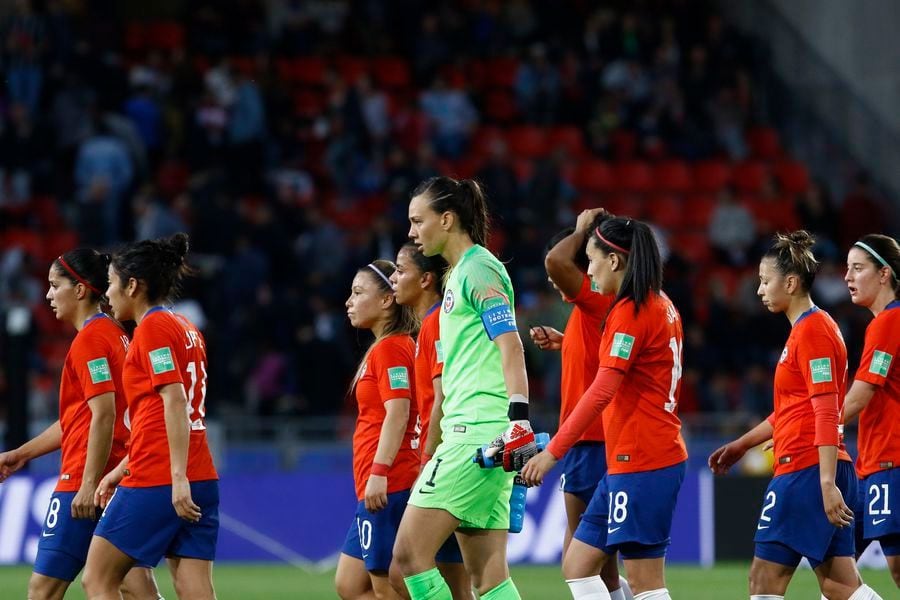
[509,473,528,533]
[473,432,551,469]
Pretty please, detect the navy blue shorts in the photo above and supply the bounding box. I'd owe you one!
[94,481,219,566]
[559,442,607,506]
[574,461,686,560]
[859,468,900,554]
[33,492,97,581]
[754,461,856,568]
[341,489,410,572]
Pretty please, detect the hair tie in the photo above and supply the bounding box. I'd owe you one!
[855,241,897,280]
[594,227,630,255]
[58,256,103,296]
[367,263,394,288]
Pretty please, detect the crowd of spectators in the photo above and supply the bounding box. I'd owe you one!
[0,0,893,436]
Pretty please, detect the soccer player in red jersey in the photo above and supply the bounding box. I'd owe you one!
[842,234,900,589]
[529,209,631,600]
[709,231,881,600]
[523,213,687,600]
[82,233,219,600]
[336,259,420,600]
[0,249,160,600]
[390,242,472,599]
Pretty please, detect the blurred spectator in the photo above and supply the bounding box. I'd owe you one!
[839,172,886,247]
[2,0,46,116]
[709,186,756,266]
[515,43,561,124]
[73,121,134,245]
[419,76,478,159]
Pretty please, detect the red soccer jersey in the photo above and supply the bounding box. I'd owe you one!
[560,275,614,443]
[597,292,688,474]
[121,308,218,487]
[770,307,850,476]
[854,300,900,478]
[414,303,443,454]
[352,334,420,500]
[57,314,131,492]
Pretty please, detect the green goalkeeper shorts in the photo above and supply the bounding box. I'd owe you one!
[409,441,515,529]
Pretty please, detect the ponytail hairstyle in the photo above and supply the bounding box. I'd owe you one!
[412,176,491,247]
[110,232,195,304]
[763,230,819,293]
[590,213,662,311]
[54,248,112,304]
[401,241,449,294]
[854,233,900,298]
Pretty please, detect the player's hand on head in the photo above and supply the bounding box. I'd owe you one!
[575,208,607,233]
[365,475,388,513]
[822,483,853,528]
[171,477,201,522]
[72,482,97,519]
[521,450,557,487]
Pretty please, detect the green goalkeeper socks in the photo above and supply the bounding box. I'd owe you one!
[482,578,522,600]
[404,568,452,600]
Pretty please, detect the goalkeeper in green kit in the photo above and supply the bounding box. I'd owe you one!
[392,176,537,600]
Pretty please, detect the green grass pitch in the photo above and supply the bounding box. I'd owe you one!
[0,563,895,598]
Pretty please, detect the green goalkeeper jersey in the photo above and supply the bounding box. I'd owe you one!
[439,245,519,444]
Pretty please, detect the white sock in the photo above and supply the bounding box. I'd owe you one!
[567,575,612,600]
[848,584,883,600]
[618,576,634,600]
[750,596,784,599]
[610,588,626,600]
[634,589,671,600]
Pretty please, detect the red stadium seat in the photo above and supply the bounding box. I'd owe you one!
[146,21,185,51]
[773,160,810,195]
[485,57,519,89]
[294,90,326,118]
[124,22,146,52]
[654,160,693,193]
[451,156,484,180]
[335,55,369,84]
[605,193,644,218]
[292,57,327,87]
[469,126,505,158]
[610,129,637,159]
[505,126,548,159]
[683,193,717,229]
[733,160,768,194]
[511,158,534,183]
[0,229,42,257]
[372,57,411,89]
[574,160,615,193]
[645,194,684,230]
[440,63,468,89]
[692,160,732,192]
[747,126,782,160]
[546,126,588,159]
[483,90,519,124]
[615,161,654,193]
[671,231,712,264]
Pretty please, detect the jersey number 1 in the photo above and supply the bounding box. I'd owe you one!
[666,337,683,413]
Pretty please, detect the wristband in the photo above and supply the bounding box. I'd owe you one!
[508,394,529,421]
[371,462,390,477]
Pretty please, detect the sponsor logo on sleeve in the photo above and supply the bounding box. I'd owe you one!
[869,350,893,377]
[809,357,833,384]
[87,357,112,384]
[435,340,443,364]
[148,347,176,375]
[610,333,635,360]
[387,366,410,390]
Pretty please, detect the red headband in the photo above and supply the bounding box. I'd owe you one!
[594,227,630,255]
[57,256,102,296]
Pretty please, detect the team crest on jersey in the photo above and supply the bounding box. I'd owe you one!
[443,289,455,313]
[779,346,789,364]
